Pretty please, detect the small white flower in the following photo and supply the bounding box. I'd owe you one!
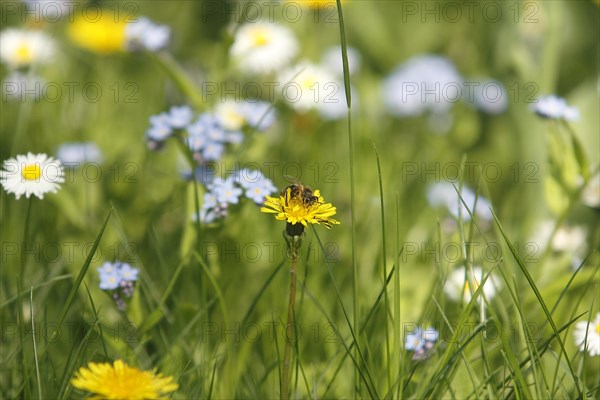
[531,95,579,121]
[581,172,600,208]
[552,225,587,253]
[215,99,275,131]
[57,142,103,165]
[444,266,498,304]
[166,105,193,129]
[321,45,362,77]
[278,61,340,113]
[214,181,243,205]
[119,263,139,282]
[468,79,508,115]
[230,22,298,74]
[125,17,170,52]
[426,182,492,221]
[0,152,64,199]
[0,29,56,68]
[22,0,74,19]
[215,100,248,131]
[574,312,600,356]
[99,270,120,290]
[383,54,463,118]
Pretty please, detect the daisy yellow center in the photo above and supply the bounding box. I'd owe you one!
[15,44,33,63]
[251,30,270,47]
[22,164,41,181]
[225,109,246,127]
[596,322,600,335]
[301,77,316,90]
[463,279,480,297]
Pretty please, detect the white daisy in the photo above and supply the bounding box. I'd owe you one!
[574,312,600,356]
[230,22,298,74]
[0,29,56,68]
[215,100,248,131]
[0,153,64,199]
[215,99,275,131]
[444,266,498,304]
[278,61,340,113]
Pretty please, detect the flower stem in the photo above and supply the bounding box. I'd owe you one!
[281,234,300,400]
[20,197,34,282]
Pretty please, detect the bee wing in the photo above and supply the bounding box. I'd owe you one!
[283,175,303,185]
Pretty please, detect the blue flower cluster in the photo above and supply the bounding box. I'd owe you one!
[145,102,275,159]
[405,327,439,360]
[97,261,139,310]
[146,102,277,225]
[198,169,277,224]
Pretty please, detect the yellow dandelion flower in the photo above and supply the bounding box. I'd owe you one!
[71,359,178,399]
[261,184,340,235]
[68,12,126,53]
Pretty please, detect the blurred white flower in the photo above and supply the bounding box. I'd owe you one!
[468,79,508,115]
[57,142,103,165]
[581,172,600,208]
[215,99,275,131]
[230,22,298,74]
[21,0,74,19]
[531,220,587,254]
[0,152,64,199]
[383,54,463,117]
[444,266,499,304]
[0,28,56,68]
[531,95,579,121]
[125,17,170,52]
[426,182,493,221]
[552,225,587,253]
[574,312,600,356]
[321,45,361,76]
[2,71,44,101]
[278,61,342,113]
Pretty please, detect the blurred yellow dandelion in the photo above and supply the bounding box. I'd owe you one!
[68,13,126,53]
[71,359,178,399]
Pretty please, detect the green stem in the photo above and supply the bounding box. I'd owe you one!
[150,52,206,110]
[20,197,34,283]
[281,235,300,400]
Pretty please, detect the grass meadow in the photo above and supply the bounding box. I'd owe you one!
[1,0,599,399]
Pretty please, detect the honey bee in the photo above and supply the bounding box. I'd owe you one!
[282,177,320,206]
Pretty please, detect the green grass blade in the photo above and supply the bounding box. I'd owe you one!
[334,0,358,394]
[30,288,42,399]
[492,211,583,397]
[51,208,112,341]
[373,144,391,390]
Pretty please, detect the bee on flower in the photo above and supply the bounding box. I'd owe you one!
[261,179,339,237]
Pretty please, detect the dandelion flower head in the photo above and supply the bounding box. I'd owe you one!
[261,185,340,233]
[71,359,178,399]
